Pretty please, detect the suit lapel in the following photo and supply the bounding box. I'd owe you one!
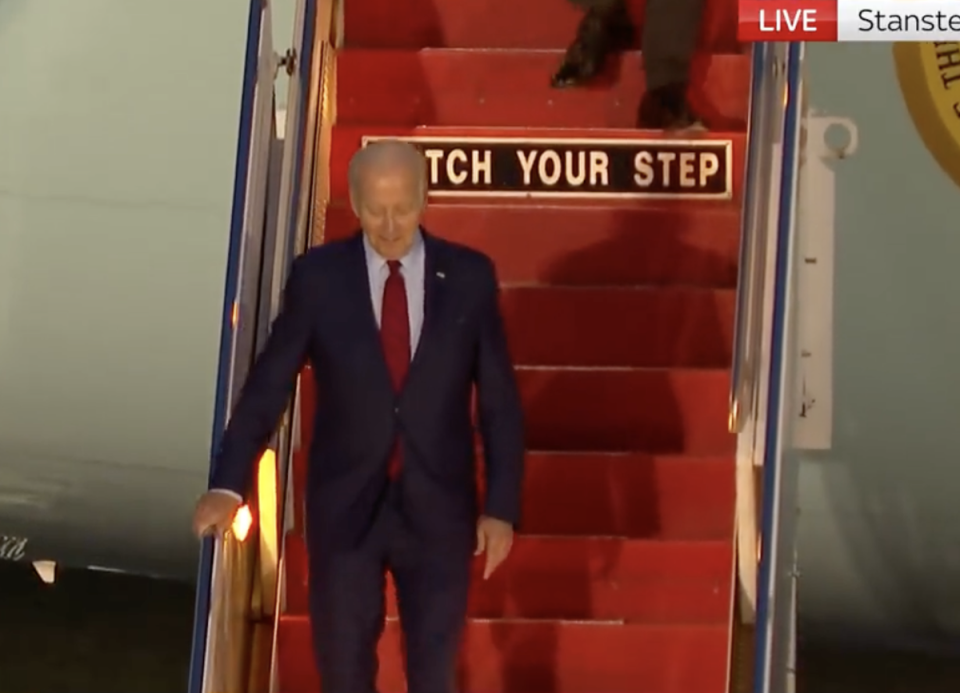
[346,232,393,385]
[410,230,448,373]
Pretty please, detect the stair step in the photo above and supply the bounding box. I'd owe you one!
[323,203,741,287]
[276,617,729,692]
[518,453,734,537]
[297,370,733,455]
[285,534,731,623]
[517,367,733,454]
[296,371,735,461]
[343,0,741,51]
[289,426,734,538]
[500,286,735,368]
[329,126,747,203]
[336,50,750,129]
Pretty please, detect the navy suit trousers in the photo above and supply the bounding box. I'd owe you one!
[307,482,474,693]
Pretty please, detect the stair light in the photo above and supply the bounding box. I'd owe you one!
[232,505,253,542]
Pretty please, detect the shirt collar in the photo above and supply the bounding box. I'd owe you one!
[362,228,425,272]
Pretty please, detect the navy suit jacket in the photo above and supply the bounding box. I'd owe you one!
[209,230,525,550]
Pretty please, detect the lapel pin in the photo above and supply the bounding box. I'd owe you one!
[436,271,446,279]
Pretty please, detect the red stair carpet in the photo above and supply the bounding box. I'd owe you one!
[277,0,746,690]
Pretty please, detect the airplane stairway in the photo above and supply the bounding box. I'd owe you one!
[276,0,748,691]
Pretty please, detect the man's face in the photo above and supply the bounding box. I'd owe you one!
[352,165,425,260]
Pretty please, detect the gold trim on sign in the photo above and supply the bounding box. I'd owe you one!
[893,42,960,189]
[424,190,732,200]
[361,135,735,147]
[360,135,735,200]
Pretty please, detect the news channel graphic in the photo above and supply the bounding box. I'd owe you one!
[738,0,960,42]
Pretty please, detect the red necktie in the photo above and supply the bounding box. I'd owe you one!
[380,260,410,477]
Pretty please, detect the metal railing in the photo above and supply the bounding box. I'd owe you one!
[187,2,269,691]
[726,40,806,693]
[729,44,788,626]
[751,41,805,693]
[729,43,790,437]
[187,0,321,689]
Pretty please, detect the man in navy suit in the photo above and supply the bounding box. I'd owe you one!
[193,140,525,693]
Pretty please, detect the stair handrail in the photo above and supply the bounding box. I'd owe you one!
[751,41,805,693]
[271,0,339,586]
[729,42,786,437]
[187,2,279,691]
[278,0,342,543]
[725,36,805,689]
[243,0,324,636]
[728,41,791,626]
[187,0,331,686]
[258,0,323,557]
[265,0,338,688]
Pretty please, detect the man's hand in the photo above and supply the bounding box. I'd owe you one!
[192,492,242,538]
[474,515,514,579]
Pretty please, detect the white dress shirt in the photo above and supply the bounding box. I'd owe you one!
[363,229,426,355]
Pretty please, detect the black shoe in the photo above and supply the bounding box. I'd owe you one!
[551,3,635,88]
[638,83,706,131]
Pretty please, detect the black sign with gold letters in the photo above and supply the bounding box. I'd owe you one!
[361,135,733,200]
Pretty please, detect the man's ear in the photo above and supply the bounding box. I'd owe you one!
[349,191,360,218]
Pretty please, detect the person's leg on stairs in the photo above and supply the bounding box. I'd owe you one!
[551,0,634,88]
[637,0,707,130]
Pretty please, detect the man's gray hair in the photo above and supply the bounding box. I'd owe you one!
[348,139,429,202]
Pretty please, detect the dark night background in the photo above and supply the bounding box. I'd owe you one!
[1,560,958,693]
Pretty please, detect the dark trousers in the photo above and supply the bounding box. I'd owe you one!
[307,484,473,693]
[575,0,707,89]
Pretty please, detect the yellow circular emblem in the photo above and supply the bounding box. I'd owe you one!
[894,42,960,188]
